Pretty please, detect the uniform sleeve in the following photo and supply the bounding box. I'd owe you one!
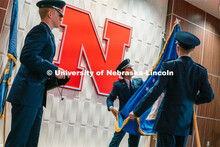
[140,78,144,85]
[195,70,214,104]
[20,26,58,78]
[106,83,118,111]
[139,78,144,86]
[133,62,169,117]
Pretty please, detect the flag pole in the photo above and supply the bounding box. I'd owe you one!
[3,101,8,146]
[193,105,201,147]
[1,58,12,146]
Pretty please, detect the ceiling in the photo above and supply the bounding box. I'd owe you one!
[185,0,220,19]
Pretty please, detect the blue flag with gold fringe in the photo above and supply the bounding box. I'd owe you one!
[0,0,18,118]
[115,22,181,135]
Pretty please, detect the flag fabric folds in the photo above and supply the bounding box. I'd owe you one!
[115,22,181,135]
[0,0,18,118]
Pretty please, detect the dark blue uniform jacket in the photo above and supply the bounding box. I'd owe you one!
[134,56,214,136]
[7,22,58,107]
[107,78,143,111]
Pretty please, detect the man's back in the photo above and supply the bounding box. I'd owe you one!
[131,31,214,147]
[154,56,214,136]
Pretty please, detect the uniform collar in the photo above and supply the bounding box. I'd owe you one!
[124,78,131,83]
[123,78,133,88]
[40,22,52,32]
[179,55,191,59]
[178,56,193,62]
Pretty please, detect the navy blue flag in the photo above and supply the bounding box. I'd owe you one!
[0,0,18,118]
[115,22,181,135]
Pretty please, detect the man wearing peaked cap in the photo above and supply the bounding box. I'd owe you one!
[175,31,200,49]
[5,0,68,146]
[36,0,66,17]
[130,31,214,147]
[107,59,144,147]
[116,58,133,72]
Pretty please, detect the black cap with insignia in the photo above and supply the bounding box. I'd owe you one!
[174,31,200,49]
[36,0,66,17]
[116,59,133,72]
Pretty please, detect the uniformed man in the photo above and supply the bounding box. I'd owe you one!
[129,31,214,147]
[5,0,67,146]
[107,59,144,147]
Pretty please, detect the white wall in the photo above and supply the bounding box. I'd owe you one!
[0,0,168,146]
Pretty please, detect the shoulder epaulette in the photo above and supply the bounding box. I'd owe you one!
[164,59,175,62]
[195,63,207,70]
[133,78,142,80]
[113,80,119,84]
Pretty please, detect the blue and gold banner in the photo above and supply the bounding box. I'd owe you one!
[115,22,181,135]
[0,0,18,118]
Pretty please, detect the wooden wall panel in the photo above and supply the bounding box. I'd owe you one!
[206,13,220,36]
[0,0,10,35]
[194,117,220,147]
[167,0,173,15]
[202,31,220,76]
[165,15,172,39]
[0,9,6,32]
[197,75,220,119]
[0,0,9,9]
[185,135,193,147]
[173,0,205,27]
[150,136,157,147]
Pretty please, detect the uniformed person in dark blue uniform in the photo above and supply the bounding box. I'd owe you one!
[129,31,214,147]
[107,59,144,147]
[5,0,67,146]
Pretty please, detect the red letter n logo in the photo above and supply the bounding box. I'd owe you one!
[54,5,132,96]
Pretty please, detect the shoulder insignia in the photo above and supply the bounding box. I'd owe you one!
[195,63,207,70]
[164,59,175,62]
